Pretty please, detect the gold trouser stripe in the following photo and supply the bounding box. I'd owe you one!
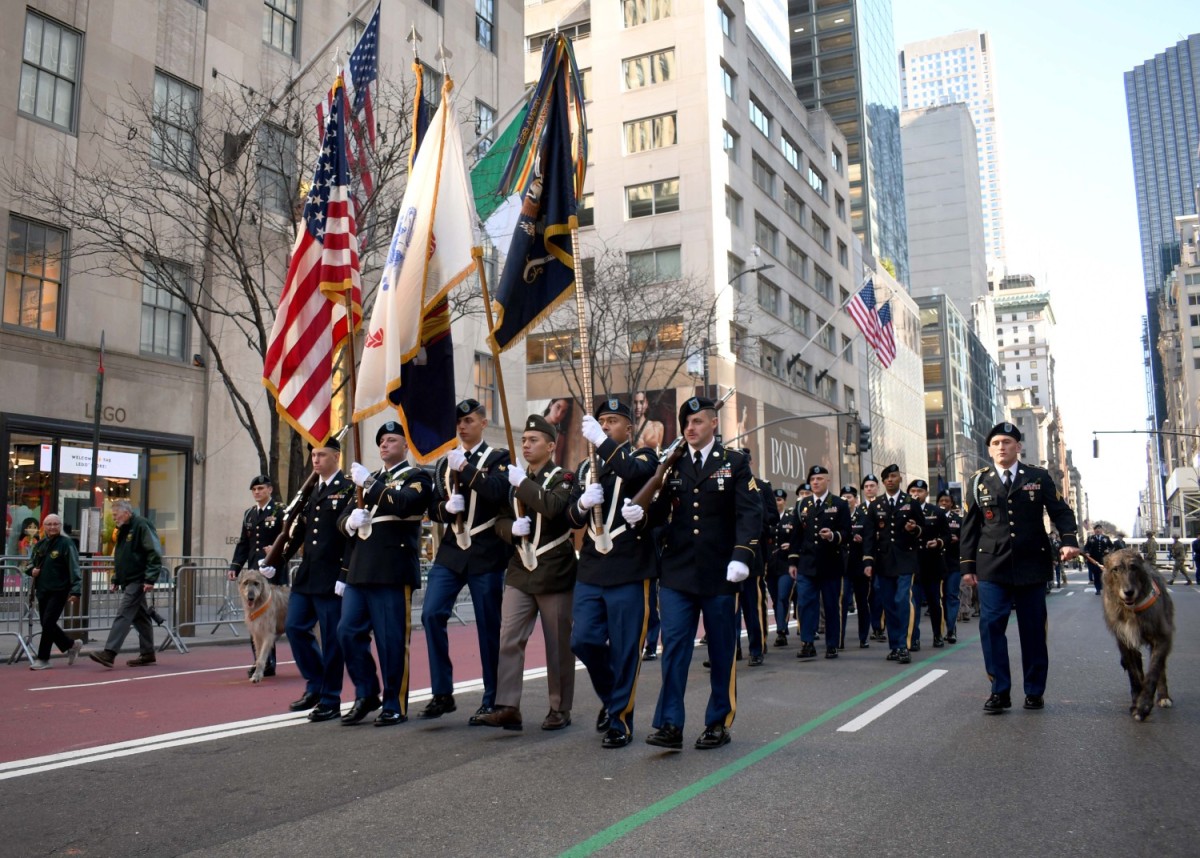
[725,593,739,728]
[400,585,413,716]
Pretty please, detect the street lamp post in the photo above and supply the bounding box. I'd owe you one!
[718,247,775,399]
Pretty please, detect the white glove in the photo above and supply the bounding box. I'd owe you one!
[508,464,527,487]
[257,560,276,580]
[334,580,346,597]
[511,516,532,537]
[445,493,465,514]
[726,560,750,583]
[350,462,372,487]
[345,508,370,533]
[447,447,467,472]
[621,498,644,525]
[581,414,607,446]
[579,481,604,510]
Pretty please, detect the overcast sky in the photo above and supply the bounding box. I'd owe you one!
[892,1,1197,532]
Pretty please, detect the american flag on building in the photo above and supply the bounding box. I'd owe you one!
[846,279,883,352]
[876,300,898,368]
[263,71,362,447]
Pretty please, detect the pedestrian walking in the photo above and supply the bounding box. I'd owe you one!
[23,514,82,669]
[88,500,163,668]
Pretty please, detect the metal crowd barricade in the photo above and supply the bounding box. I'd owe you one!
[173,564,244,639]
[2,559,37,665]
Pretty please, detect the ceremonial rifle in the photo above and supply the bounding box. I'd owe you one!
[629,388,736,511]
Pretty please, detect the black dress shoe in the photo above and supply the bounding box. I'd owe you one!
[341,695,382,725]
[946,634,957,644]
[859,641,870,648]
[1023,695,1044,710]
[374,711,408,727]
[645,724,684,750]
[933,638,945,648]
[796,642,817,660]
[748,654,764,666]
[308,703,340,722]
[601,728,632,749]
[642,648,658,661]
[418,694,457,719]
[909,641,921,652]
[773,632,788,647]
[886,649,899,661]
[825,648,838,659]
[468,705,496,726]
[695,724,731,750]
[897,648,911,664]
[596,707,611,733]
[983,693,1012,714]
[289,692,320,712]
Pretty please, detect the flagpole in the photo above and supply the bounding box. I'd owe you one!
[341,291,365,507]
[569,227,610,550]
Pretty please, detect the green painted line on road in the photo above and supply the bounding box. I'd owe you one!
[558,639,974,858]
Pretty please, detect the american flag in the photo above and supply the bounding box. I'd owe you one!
[263,71,362,448]
[846,279,883,351]
[876,300,897,368]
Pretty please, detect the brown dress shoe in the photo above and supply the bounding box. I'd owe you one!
[541,709,571,730]
[126,653,157,667]
[477,705,523,731]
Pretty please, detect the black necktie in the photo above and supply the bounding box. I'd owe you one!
[694,450,704,470]
[1003,471,1012,493]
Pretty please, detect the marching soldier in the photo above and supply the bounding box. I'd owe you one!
[1083,524,1113,594]
[788,465,851,660]
[478,415,577,732]
[961,422,1080,713]
[860,474,886,641]
[861,464,925,664]
[769,488,796,646]
[1168,535,1193,585]
[421,399,513,725]
[909,479,949,650]
[937,490,965,643]
[840,485,872,649]
[629,396,762,751]
[567,399,658,748]
[739,448,776,667]
[227,474,286,677]
[338,421,432,726]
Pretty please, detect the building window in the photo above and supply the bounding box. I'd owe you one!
[842,335,853,363]
[749,96,771,137]
[475,100,496,154]
[257,123,297,214]
[628,246,682,282]
[421,0,440,11]
[752,155,775,197]
[816,316,834,350]
[817,372,836,402]
[476,0,495,52]
[837,239,849,267]
[526,331,579,365]
[813,267,833,301]
[790,298,809,333]
[724,187,742,226]
[420,63,444,125]
[792,358,812,391]
[630,316,684,353]
[721,63,736,99]
[622,48,675,90]
[730,323,750,362]
[783,185,805,225]
[722,125,739,162]
[152,71,199,173]
[754,213,778,256]
[141,259,190,360]
[626,179,680,218]
[719,3,734,39]
[780,135,801,172]
[579,67,592,101]
[474,352,498,418]
[807,165,827,199]
[832,146,844,174]
[761,339,783,378]
[624,112,678,153]
[812,217,831,250]
[757,277,780,315]
[578,193,594,227]
[529,22,591,53]
[835,192,846,221]
[19,11,82,132]
[786,242,808,279]
[4,216,66,335]
[845,386,856,411]
[624,0,672,26]
[263,0,299,56]
[728,253,743,285]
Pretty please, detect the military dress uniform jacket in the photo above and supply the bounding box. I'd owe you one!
[339,463,432,588]
[916,502,950,581]
[960,463,1078,586]
[430,444,514,574]
[497,463,576,595]
[230,500,286,583]
[566,437,658,585]
[648,444,762,598]
[1084,533,1113,566]
[754,480,780,575]
[845,506,870,575]
[861,494,926,579]
[286,472,354,596]
[769,507,797,579]
[943,510,963,574]
[788,494,852,577]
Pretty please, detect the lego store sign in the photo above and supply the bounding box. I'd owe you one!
[42,444,140,479]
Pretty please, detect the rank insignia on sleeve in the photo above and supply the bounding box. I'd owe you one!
[748,477,759,491]
[412,483,423,493]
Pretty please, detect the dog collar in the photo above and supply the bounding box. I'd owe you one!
[1132,579,1161,614]
[247,587,273,622]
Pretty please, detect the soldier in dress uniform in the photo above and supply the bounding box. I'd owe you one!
[337,421,432,727]
[278,437,353,722]
[421,399,513,725]
[567,399,658,748]
[861,464,925,664]
[909,479,949,650]
[628,396,762,751]
[769,488,796,646]
[788,465,851,660]
[1083,524,1112,594]
[860,474,886,641]
[937,490,964,643]
[227,474,286,677]
[840,485,872,649]
[478,415,577,732]
[739,448,777,667]
[1168,536,1193,585]
[961,422,1080,713]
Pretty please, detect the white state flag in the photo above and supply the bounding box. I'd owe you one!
[354,89,480,421]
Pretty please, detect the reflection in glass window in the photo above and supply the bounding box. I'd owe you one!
[4,217,66,335]
[141,259,190,360]
[624,113,677,153]
[19,11,81,131]
[623,49,675,90]
[626,179,680,218]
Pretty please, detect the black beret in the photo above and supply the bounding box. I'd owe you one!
[678,396,717,429]
[880,464,900,478]
[808,465,830,477]
[524,414,557,441]
[456,398,484,418]
[986,421,1022,443]
[841,485,858,496]
[797,482,812,493]
[376,420,405,445]
[249,474,273,489]
[937,490,951,500]
[908,479,928,491]
[309,436,341,453]
[773,488,788,499]
[861,473,879,486]
[595,398,632,421]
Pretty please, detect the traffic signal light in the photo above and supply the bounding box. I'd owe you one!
[858,422,872,452]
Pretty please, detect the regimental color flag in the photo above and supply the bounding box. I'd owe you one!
[264,71,362,448]
[488,34,588,353]
[471,105,529,248]
[353,76,478,464]
[846,279,882,353]
[409,58,431,172]
[876,300,898,368]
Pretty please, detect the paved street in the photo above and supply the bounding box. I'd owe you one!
[3,570,1197,857]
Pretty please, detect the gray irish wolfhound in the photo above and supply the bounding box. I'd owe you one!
[1101,549,1175,721]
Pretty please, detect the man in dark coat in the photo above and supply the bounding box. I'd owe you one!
[88,500,163,669]
[909,479,949,651]
[228,474,286,677]
[788,465,851,660]
[861,464,926,664]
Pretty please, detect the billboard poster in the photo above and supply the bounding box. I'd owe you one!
[759,403,835,492]
[528,388,683,472]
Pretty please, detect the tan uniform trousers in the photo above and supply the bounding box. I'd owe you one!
[495,587,575,713]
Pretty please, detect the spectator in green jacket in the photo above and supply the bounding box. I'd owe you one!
[88,500,163,669]
[24,514,82,670]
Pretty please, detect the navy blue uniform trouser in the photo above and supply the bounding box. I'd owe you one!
[738,576,768,657]
[796,573,842,650]
[653,586,738,732]
[571,579,651,737]
[286,591,344,706]
[774,574,795,634]
[978,580,1049,697]
[339,583,413,716]
[421,563,504,707]
[911,574,944,644]
[644,580,661,653]
[944,570,962,637]
[840,569,871,647]
[875,574,915,651]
